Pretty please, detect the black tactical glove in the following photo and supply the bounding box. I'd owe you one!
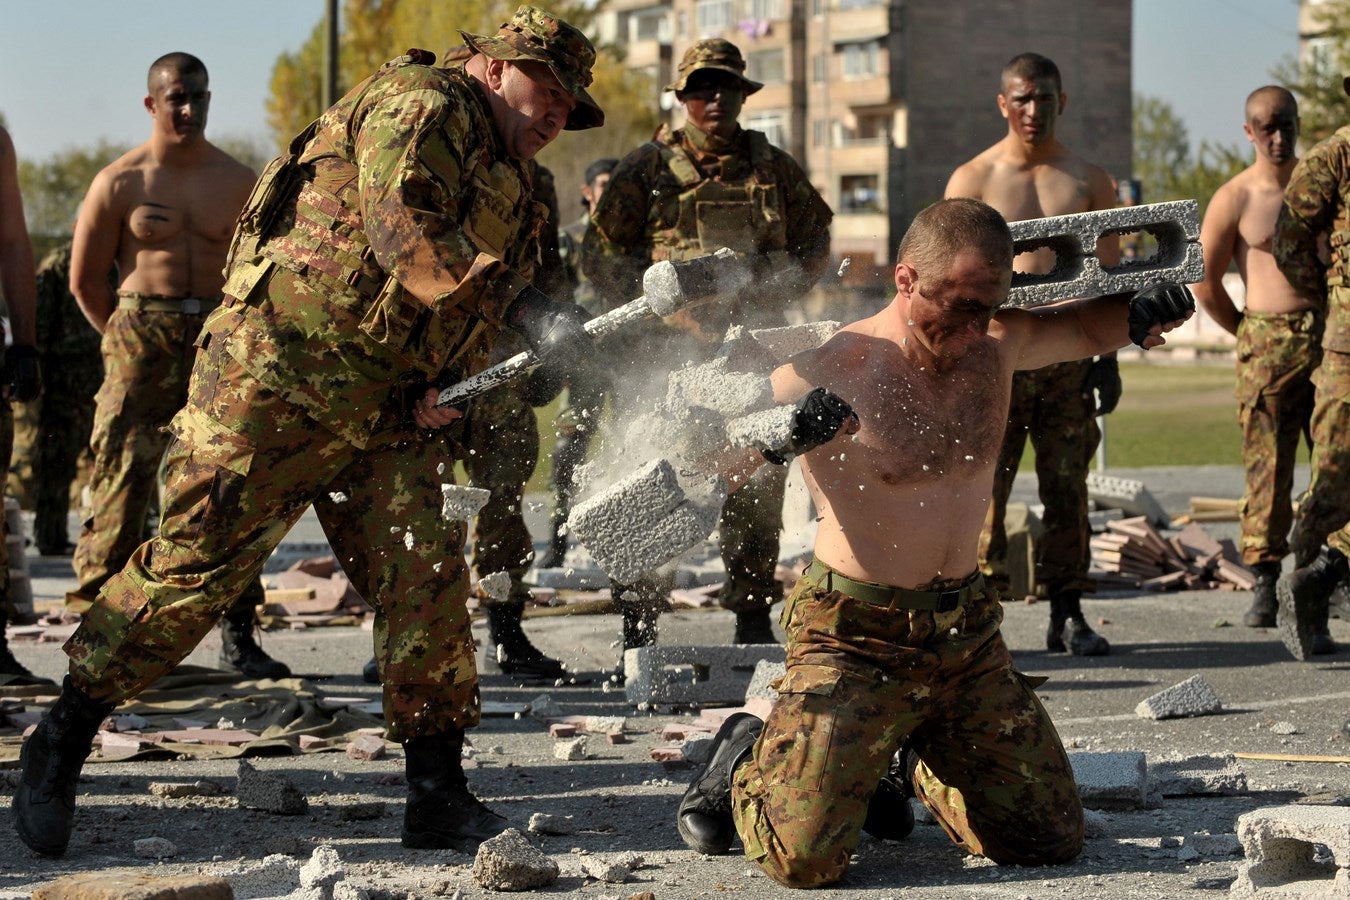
[2,344,42,402]
[1126,283,1194,348]
[505,285,593,380]
[763,387,858,465]
[1081,357,1121,416]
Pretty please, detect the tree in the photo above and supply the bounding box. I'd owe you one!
[17,140,128,254]
[1132,94,1246,218]
[1272,0,1350,145]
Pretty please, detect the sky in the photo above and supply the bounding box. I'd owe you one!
[0,0,1306,164]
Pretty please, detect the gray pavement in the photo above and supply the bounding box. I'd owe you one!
[5,465,1349,899]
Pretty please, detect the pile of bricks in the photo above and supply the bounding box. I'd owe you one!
[1090,517,1255,592]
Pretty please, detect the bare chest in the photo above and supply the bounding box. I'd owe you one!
[1237,187,1285,255]
[125,170,240,248]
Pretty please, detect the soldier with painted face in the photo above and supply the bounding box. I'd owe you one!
[13,6,602,858]
[583,38,832,650]
[1272,75,1350,663]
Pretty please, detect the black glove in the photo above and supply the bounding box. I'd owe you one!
[1127,283,1194,348]
[1081,357,1121,416]
[763,387,858,465]
[2,344,42,402]
[522,365,567,407]
[505,285,592,381]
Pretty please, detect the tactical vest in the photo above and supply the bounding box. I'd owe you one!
[222,59,544,380]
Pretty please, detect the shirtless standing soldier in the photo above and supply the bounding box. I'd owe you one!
[674,198,1194,888]
[66,53,289,680]
[12,7,603,857]
[0,125,47,684]
[1193,87,1328,645]
[945,52,1120,656]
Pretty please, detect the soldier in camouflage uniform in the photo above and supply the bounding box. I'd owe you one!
[540,156,616,568]
[65,53,289,682]
[1271,75,1350,663]
[0,125,48,684]
[583,39,832,649]
[13,7,602,858]
[946,53,1122,657]
[1192,87,1325,639]
[26,242,106,556]
[675,199,1194,888]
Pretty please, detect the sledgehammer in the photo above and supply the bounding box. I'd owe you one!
[435,248,748,408]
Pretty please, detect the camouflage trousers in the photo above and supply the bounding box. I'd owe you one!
[980,360,1098,595]
[1234,311,1321,566]
[64,336,478,741]
[0,397,13,614]
[731,561,1083,888]
[463,382,539,603]
[1291,349,1350,565]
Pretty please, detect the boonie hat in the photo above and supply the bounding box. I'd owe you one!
[665,38,763,95]
[460,5,604,130]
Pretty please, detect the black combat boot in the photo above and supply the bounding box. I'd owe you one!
[1046,589,1110,656]
[1328,576,1350,621]
[1243,562,1281,628]
[1277,547,1348,661]
[862,749,917,842]
[732,609,777,644]
[218,605,291,679]
[362,657,380,684]
[482,602,565,679]
[401,729,508,851]
[0,611,56,685]
[12,676,115,856]
[676,712,763,855]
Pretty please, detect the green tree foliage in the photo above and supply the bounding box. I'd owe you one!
[1272,0,1350,145]
[264,0,660,220]
[1132,94,1246,216]
[16,140,128,253]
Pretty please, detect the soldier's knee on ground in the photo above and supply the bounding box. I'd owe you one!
[973,806,1084,867]
[753,835,852,889]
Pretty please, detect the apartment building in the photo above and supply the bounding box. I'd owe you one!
[594,0,1132,286]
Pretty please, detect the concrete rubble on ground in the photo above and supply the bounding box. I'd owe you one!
[1069,751,1151,809]
[31,873,234,900]
[623,644,788,706]
[1136,674,1224,720]
[236,759,309,815]
[1231,805,1350,898]
[473,827,561,891]
[1149,752,1249,796]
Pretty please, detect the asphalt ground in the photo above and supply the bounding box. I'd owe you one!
[4,464,1349,899]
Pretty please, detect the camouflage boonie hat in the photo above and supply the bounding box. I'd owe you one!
[665,38,763,95]
[460,5,604,130]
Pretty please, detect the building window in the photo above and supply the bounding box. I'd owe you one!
[840,174,881,214]
[812,118,828,147]
[811,51,827,83]
[841,40,880,78]
[677,11,688,36]
[749,0,783,19]
[747,48,785,84]
[632,10,671,42]
[838,0,883,8]
[696,0,735,34]
[811,0,823,16]
[746,111,787,150]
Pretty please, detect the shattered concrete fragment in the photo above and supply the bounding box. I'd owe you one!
[441,484,491,521]
[1148,752,1248,796]
[337,801,385,822]
[33,874,233,900]
[682,736,713,765]
[580,854,632,883]
[1135,674,1223,719]
[666,358,774,419]
[749,320,842,362]
[744,659,786,702]
[473,828,560,891]
[1181,832,1242,857]
[478,570,512,603]
[133,836,178,859]
[1069,750,1149,809]
[300,844,346,893]
[148,779,225,798]
[529,694,562,719]
[345,734,387,761]
[207,853,303,899]
[554,736,588,760]
[236,759,309,815]
[625,644,785,705]
[725,404,798,459]
[583,715,627,735]
[1232,804,1350,897]
[528,812,577,835]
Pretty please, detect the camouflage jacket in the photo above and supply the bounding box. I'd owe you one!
[1274,124,1350,353]
[581,123,832,326]
[34,242,104,363]
[216,61,547,447]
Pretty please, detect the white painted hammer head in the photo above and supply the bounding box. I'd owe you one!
[642,248,752,317]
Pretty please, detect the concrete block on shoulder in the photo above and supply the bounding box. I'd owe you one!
[744,659,786,703]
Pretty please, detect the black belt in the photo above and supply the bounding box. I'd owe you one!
[805,560,983,613]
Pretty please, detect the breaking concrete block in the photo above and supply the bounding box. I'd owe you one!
[1149,752,1248,796]
[726,404,797,458]
[528,812,576,835]
[1136,674,1223,720]
[478,570,512,603]
[133,836,178,859]
[148,779,225,799]
[345,734,387,761]
[666,358,774,420]
[208,854,303,899]
[441,484,491,521]
[473,828,560,891]
[624,645,787,706]
[1087,472,1171,528]
[569,461,727,583]
[1004,200,1204,310]
[1232,805,1350,898]
[744,659,786,702]
[236,760,309,815]
[33,874,233,900]
[554,736,588,760]
[1069,750,1149,809]
[749,320,842,362]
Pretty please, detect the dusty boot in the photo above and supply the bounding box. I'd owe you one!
[401,729,508,851]
[732,608,777,644]
[483,603,564,679]
[1313,619,1337,655]
[1243,562,1280,628]
[676,712,763,855]
[12,676,114,856]
[0,611,56,686]
[218,606,291,679]
[862,749,917,842]
[1277,547,1348,661]
[1046,590,1109,656]
[1329,577,1350,621]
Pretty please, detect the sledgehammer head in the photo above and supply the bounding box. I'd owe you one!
[642,248,751,317]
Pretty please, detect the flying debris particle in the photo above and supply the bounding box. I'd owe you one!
[836,257,852,278]
[329,491,348,503]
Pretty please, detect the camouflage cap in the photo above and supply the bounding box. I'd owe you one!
[460,5,604,130]
[665,38,763,95]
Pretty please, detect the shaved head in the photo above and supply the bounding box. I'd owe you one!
[147,52,207,91]
[1245,85,1297,123]
[899,198,1013,276]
